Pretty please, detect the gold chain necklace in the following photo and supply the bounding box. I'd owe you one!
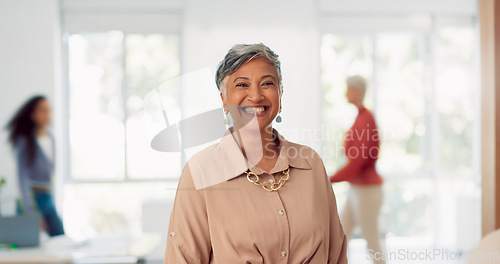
[246,168,290,192]
[229,127,290,191]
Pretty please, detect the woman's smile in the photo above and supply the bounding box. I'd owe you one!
[240,105,269,116]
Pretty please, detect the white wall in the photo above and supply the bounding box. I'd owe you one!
[0,0,61,214]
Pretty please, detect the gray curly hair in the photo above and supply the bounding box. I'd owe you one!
[215,43,283,97]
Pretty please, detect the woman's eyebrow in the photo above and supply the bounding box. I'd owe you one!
[233,75,276,82]
[233,77,249,82]
[261,75,276,81]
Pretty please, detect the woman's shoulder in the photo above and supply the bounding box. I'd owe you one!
[283,140,324,166]
[274,129,321,162]
[181,141,228,190]
[186,142,223,168]
[13,135,28,147]
[283,140,330,187]
[359,108,377,122]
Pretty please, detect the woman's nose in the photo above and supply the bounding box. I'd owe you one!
[247,85,264,102]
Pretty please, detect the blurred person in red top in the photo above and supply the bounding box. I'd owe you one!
[329,75,385,264]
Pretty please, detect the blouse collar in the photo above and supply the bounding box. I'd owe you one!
[219,128,311,181]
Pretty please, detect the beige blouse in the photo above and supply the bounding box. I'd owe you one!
[164,130,347,264]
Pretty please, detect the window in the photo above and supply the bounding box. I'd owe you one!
[321,18,480,254]
[64,31,180,238]
[67,31,181,181]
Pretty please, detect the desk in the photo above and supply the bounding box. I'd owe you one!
[0,233,161,264]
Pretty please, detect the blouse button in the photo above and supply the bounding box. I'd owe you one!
[278,210,285,215]
[170,232,176,237]
[281,250,287,257]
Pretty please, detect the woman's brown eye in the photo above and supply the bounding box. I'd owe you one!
[236,83,248,87]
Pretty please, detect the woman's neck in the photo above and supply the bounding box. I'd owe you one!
[36,126,47,137]
[232,126,280,169]
[352,102,365,110]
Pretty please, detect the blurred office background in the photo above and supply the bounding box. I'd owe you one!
[0,0,485,263]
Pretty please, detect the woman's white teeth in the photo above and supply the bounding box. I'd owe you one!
[243,107,265,114]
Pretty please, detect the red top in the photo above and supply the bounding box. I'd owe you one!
[329,107,383,185]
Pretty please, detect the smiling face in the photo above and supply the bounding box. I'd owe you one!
[221,58,281,132]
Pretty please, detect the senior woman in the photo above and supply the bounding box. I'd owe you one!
[164,43,347,263]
